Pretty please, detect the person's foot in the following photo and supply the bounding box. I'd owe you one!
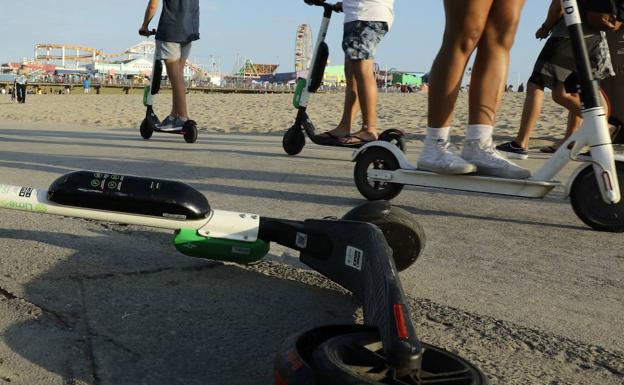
[158,115,187,131]
[539,145,558,153]
[316,131,343,144]
[340,129,377,145]
[462,138,531,179]
[496,141,528,160]
[158,115,176,130]
[417,138,477,174]
[318,125,351,141]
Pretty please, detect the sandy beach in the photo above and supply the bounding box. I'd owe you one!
[0,91,571,146]
[0,93,622,385]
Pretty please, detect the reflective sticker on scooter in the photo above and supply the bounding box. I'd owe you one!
[345,246,363,271]
[295,232,308,249]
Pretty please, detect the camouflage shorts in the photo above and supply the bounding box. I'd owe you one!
[342,21,388,60]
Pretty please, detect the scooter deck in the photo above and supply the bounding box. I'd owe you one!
[369,168,561,198]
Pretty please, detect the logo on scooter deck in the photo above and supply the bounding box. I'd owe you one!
[0,199,47,213]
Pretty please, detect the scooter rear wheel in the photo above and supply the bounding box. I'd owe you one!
[140,118,153,140]
[312,330,488,385]
[283,124,306,155]
[378,129,407,153]
[354,147,404,201]
[342,201,424,272]
[183,120,198,144]
[570,160,624,232]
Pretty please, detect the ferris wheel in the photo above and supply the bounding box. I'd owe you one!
[295,24,313,73]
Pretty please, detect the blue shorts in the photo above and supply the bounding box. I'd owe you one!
[342,21,388,60]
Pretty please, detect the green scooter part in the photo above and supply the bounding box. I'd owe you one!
[292,78,307,109]
[143,85,150,107]
[174,229,270,264]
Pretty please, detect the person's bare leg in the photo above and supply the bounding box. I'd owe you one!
[552,82,582,118]
[469,0,525,126]
[165,58,188,119]
[460,0,531,179]
[427,0,493,128]
[325,59,359,138]
[561,110,582,143]
[551,83,582,145]
[342,59,378,143]
[515,81,545,148]
[418,0,492,175]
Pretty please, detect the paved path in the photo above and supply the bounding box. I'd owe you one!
[0,122,622,385]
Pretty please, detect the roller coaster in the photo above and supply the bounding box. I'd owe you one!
[34,42,155,65]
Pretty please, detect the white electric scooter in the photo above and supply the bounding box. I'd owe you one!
[352,0,624,232]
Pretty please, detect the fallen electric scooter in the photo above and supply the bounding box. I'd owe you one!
[0,170,486,384]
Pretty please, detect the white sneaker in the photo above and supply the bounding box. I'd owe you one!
[417,138,477,174]
[461,138,531,179]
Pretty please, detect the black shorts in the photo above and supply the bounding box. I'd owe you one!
[529,34,612,93]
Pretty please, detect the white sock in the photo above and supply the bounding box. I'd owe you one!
[466,124,493,141]
[426,127,450,141]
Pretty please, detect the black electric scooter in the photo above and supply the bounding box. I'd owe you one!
[282,0,406,156]
[1,170,485,385]
[139,30,198,143]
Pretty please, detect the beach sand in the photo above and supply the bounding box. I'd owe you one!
[0,91,569,146]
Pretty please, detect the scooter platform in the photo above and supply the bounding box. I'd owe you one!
[368,167,561,198]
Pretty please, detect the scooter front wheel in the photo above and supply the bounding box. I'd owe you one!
[283,124,306,155]
[570,160,624,232]
[183,120,198,143]
[378,129,407,153]
[354,147,404,201]
[140,118,153,140]
[342,201,425,272]
[312,330,488,385]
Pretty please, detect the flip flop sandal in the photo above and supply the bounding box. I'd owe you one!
[539,145,558,153]
[316,131,343,144]
[340,134,376,146]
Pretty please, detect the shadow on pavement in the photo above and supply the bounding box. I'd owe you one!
[0,227,357,385]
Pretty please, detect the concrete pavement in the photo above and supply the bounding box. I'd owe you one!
[0,121,622,385]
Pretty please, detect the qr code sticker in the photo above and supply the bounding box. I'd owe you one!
[345,246,364,271]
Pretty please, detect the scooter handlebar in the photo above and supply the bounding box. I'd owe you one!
[139,28,157,37]
[304,0,342,13]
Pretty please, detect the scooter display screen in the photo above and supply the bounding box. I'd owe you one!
[47,171,211,220]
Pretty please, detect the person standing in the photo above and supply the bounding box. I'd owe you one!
[496,0,617,158]
[83,77,91,94]
[417,0,531,179]
[15,70,27,104]
[139,0,200,130]
[312,0,394,145]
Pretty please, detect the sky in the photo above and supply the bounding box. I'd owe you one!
[0,0,549,85]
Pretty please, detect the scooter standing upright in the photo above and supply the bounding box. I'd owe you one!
[353,0,624,233]
[139,30,198,144]
[282,0,406,156]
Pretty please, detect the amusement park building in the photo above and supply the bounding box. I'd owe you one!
[28,41,198,78]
